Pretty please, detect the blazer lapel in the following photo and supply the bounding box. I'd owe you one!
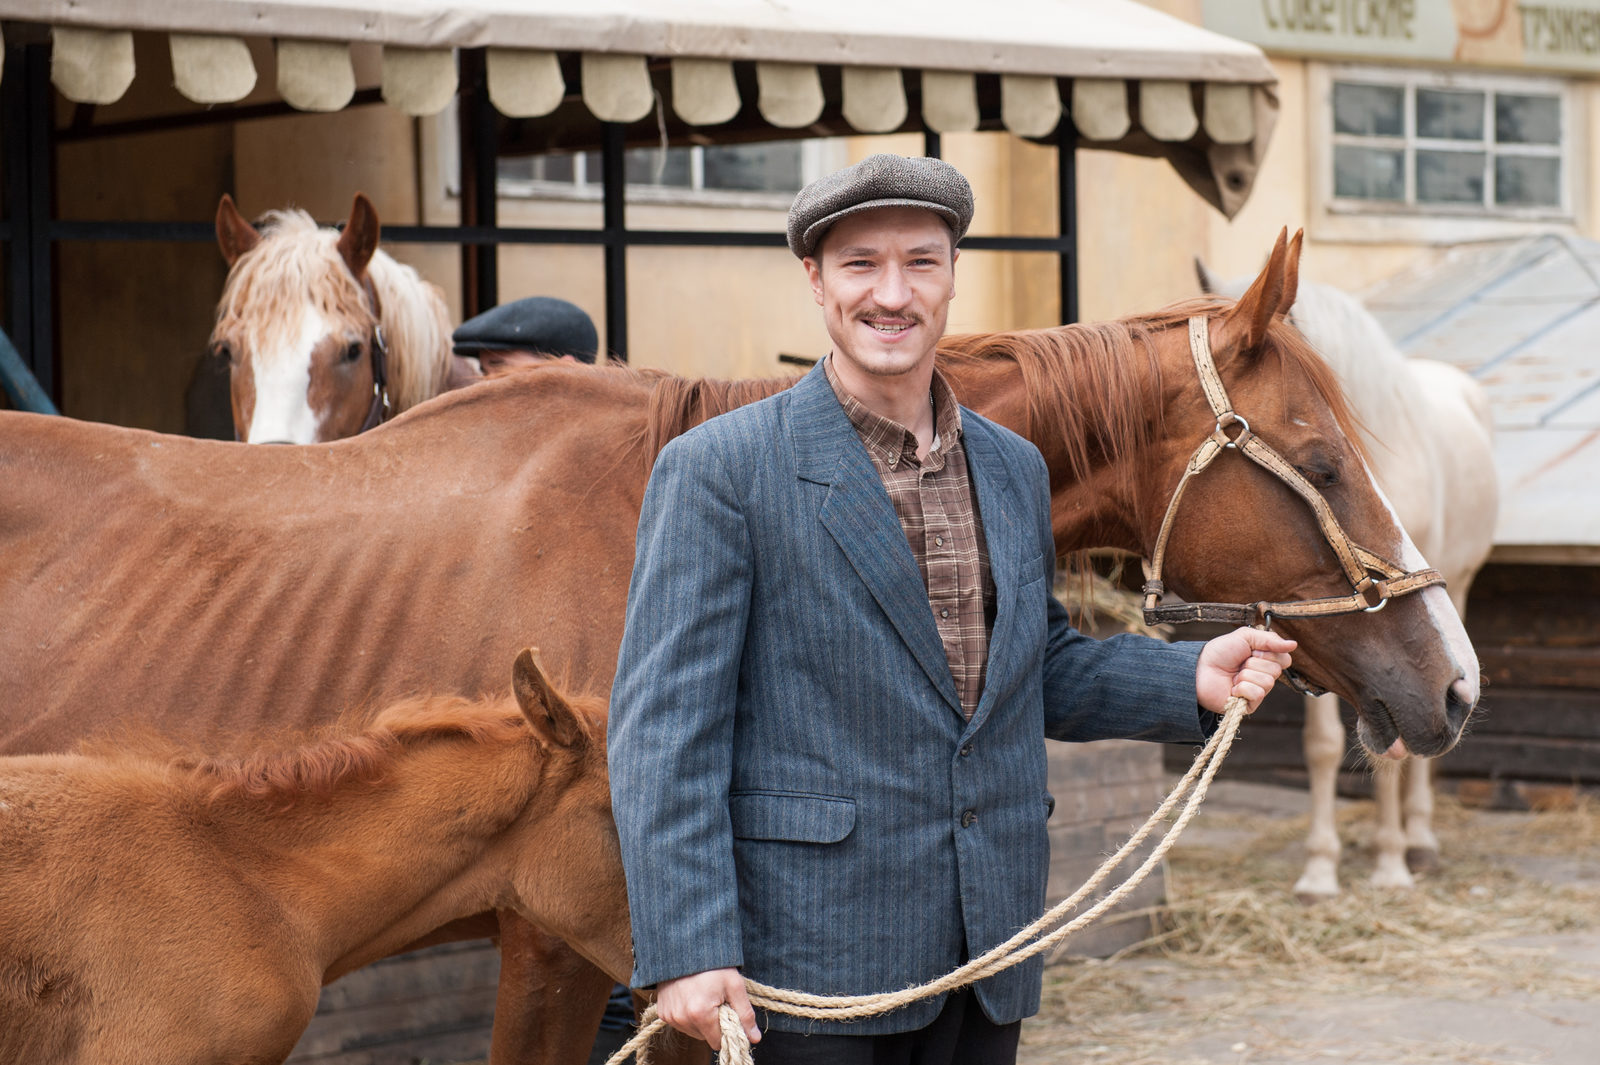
[961,415,1025,735]
[791,366,962,715]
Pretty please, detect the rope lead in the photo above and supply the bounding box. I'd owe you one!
[607,695,1251,1064]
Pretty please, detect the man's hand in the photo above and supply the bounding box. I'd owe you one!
[655,967,760,1051]
[1196,627,1297,714]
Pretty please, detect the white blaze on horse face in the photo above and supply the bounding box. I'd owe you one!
[1359,456,1481,708]
[245,306,329,444]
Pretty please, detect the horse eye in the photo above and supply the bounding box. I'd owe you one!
[1295,464,1339,489]
[211,342,234,366]
[344,341,364,363]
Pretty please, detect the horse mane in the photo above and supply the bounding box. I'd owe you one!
[215,207,454,415]
[83,687,603,811]
[520,297,1363,485]
[173,695,529,808]
[366,251,454,412]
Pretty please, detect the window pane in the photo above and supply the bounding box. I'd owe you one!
[1333,82,1404,136]
[1496,94,1560,145]
[702,143,806,193]
[1416,89,1485,140]
[1334,145,1404,200]
[1416,150,1485,203]
[499,153,576,184]
[1495,155,1560,206]
[580,148,694,187]
[624,146,693,187]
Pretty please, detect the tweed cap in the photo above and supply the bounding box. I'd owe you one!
[786,154,974,259]
[451,296,598,363]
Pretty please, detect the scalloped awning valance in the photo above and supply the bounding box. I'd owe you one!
[2,0,1281,217]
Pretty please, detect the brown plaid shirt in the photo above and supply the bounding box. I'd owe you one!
[825,357,996,719]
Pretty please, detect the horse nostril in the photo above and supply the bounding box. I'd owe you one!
[1445,677,1476,734]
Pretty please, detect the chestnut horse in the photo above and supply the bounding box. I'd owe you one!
[0,232,1477,1064]
[1197,261,1497,899]
[213,193,455,443]
[0,650,628,1065]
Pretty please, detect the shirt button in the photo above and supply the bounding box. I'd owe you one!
[935,536,944,547]
[959,742,974,757]
[960,809,977,828]
[940,608,950,618]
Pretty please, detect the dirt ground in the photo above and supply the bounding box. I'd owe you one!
[1017,779,1600,1065]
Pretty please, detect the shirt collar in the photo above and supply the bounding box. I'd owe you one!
[824,354,963,468]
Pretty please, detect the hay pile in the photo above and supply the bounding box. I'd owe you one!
[1026,796,1600,1063]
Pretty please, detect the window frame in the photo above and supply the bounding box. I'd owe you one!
[476,129,843,211]
[1310,63,1581,242]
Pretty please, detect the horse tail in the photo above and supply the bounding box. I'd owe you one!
[366,251,455,413]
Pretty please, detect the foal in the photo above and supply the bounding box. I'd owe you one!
[0,650,629,1065]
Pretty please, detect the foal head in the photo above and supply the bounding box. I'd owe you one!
[212,193,412,444]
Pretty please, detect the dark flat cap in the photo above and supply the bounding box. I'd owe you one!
[786,154,974,259]
[452,296,599,363]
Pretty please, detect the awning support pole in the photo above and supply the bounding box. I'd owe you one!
[602,122,628,360]
[1057,120,1078,326]
[3,40,57,404]
[457,48,499,317]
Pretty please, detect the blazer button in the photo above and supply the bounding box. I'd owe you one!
[959,742,974,757]
[960,809,977,828]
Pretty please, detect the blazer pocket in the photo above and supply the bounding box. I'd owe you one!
[729,790,857,843]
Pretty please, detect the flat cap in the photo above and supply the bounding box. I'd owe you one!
[786,153,974,259]
[452,296,598,363]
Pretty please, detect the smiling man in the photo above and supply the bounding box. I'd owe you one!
[607,154,1295,1064]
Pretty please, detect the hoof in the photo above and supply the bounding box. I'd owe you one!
[1405,846,1440,874]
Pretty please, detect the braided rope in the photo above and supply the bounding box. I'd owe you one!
[606,695,1249,1064]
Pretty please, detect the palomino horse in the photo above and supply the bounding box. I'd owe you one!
[0,231,1477,1063]
[213,193,456,443]
[0,650,629,1065]
[1198,261,1497,898]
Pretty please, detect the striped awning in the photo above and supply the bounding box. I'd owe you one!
[3,0,1281,217]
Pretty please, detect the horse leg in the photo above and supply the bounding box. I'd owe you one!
[490,912,613,1065]
[1293,692,1344,901]
[1369,758,1415,889]
[1402,756,1441,872]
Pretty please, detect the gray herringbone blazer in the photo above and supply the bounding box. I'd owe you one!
[608,363,1209,1035]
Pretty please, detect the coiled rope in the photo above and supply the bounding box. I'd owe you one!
[606,694,1250,1065]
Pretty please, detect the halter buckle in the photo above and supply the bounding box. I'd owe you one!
[1213,412,1250,449]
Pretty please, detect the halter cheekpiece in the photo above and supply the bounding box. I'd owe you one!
[1140,316,1446,639]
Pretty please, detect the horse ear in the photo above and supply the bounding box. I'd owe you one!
[1212,227,1290,357]
[512,648,587,750]
[1194,256,1224,295]
[336,192,381,279]
[216,194,261,266]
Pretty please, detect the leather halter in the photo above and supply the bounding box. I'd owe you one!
[356,276,391,434]
[1141,316,1445,632]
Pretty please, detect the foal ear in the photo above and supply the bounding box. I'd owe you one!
[336,192,381,279]
[512,648,588,750]
[216,194,261,266]
[1212,227,1290,358]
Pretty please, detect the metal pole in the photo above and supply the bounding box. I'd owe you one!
[1057,119,1078,326]
[923,131,942,159]
[456,49,499,317]
[601,122,628,360]
[4,41,56,403]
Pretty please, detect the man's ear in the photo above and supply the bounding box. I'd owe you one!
[804,256,825,307]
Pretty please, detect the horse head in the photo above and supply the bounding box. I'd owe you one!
[1152,230,1478,759]
[505,649,633,985]
[212,193,426,444]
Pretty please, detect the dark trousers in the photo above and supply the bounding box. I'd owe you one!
[752,989,1021,1065]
